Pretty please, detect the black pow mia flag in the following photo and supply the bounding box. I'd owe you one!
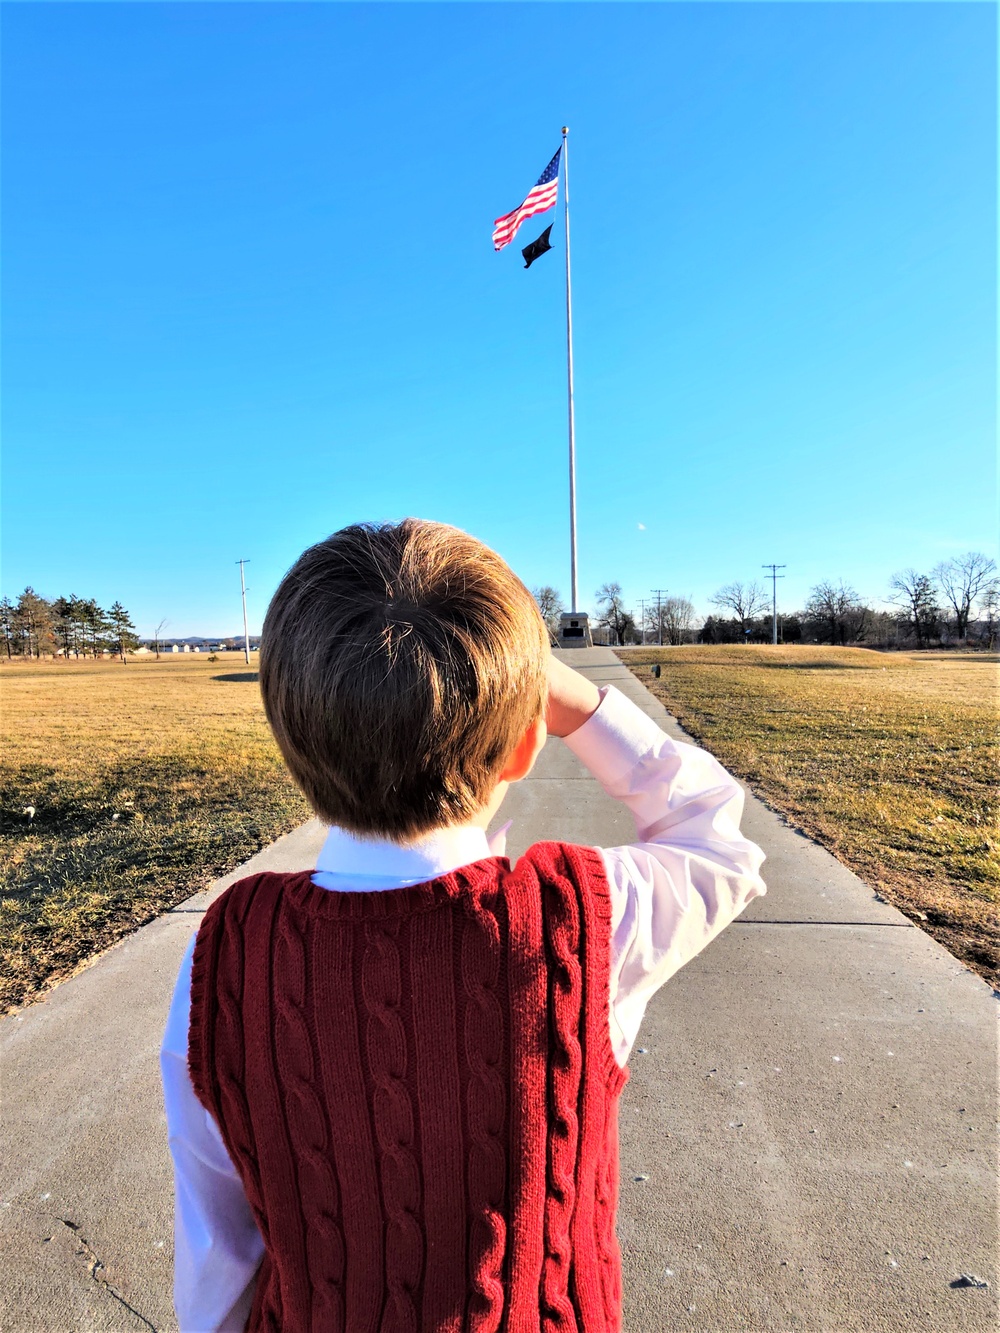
[521,224,553,269]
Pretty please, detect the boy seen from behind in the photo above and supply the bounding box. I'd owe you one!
[162,519,766,1332]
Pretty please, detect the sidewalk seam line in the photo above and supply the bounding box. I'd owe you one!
[735,920,913,928]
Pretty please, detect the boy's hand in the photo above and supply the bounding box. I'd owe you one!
[545,653,602,738]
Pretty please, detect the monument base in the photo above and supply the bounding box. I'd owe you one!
[556,611,593,649]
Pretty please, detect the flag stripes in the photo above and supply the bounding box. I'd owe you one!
[492,148,561,251]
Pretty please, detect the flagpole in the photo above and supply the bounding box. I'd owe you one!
[561,126,579,613]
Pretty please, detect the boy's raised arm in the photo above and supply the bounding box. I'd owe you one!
[544,652,603,738]
[555,667,766,1065]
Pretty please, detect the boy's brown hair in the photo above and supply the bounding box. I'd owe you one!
[260,519,549,841]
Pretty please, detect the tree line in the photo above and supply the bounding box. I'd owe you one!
[1,588,141,663]
[534,552,999,650]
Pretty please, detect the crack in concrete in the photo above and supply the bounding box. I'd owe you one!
[53,1218,159,1332]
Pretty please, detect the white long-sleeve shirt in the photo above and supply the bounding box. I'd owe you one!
[161,685,766,1332]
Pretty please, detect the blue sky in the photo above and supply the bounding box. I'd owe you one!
[3,2,995,636]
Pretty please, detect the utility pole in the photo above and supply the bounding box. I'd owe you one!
[650,589,669,647]
[237,559,251,664]
[762,564,786,645]
[638,599,647,646]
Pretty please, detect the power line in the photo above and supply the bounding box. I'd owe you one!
[762,564,786,645]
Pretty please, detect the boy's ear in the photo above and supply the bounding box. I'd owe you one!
[498,714,547,784]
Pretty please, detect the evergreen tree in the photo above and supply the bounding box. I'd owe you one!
[14,587,55,658]
[0,597,13,658]
[68,595,89,657]
[52,596,78,658]
[78,598,110,657]
[108,601,140,663]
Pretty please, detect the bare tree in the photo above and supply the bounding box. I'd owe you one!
[643,601,664,646]
[805,580,870,645]
[710,581,768,639]
[661,596,696,646]
[595,582,633,647]
[152,618,168,660]
[532,587,564,643]
[933,552,998,641]
[888,569,939,648]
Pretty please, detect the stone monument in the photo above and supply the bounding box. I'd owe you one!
[556,611,593,648]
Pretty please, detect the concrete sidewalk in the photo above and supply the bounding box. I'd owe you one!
[1,649,995,1331]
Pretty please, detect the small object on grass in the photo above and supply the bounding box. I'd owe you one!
[951,1274,989,1290]
[23,806,36,820]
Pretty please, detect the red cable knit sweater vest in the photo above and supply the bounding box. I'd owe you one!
[188,841,629,1333]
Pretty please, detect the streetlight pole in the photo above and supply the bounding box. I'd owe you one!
[237,559,251,664]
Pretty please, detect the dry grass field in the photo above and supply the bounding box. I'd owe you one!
[1,655,308,1012]
[617,645,999,985]
[4,646,997,1011]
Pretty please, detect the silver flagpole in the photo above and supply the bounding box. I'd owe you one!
[561,126,579,613]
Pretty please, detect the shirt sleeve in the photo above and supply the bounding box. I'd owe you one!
[161,934,265,1333]
[563,685,766,1066]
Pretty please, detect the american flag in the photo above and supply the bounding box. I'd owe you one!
[492,148,561,252]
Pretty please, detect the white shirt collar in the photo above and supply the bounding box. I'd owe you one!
[312,820,510,892]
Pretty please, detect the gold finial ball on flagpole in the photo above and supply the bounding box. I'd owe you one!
[562,126,569,135]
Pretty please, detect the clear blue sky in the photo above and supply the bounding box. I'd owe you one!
[3,2,995,636]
